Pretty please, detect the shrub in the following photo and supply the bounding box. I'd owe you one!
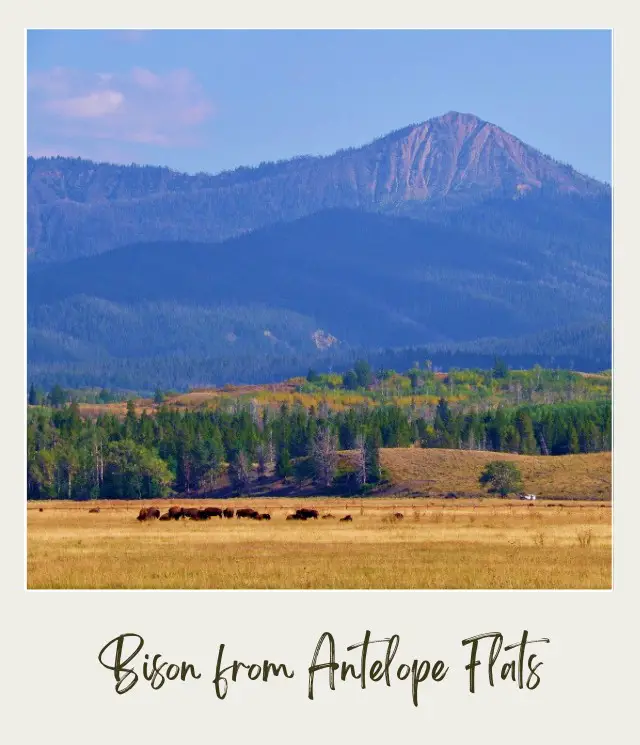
[479,461,524,497]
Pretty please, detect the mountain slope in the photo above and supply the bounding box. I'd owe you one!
[28,207,610,384]
[27,111,609,264]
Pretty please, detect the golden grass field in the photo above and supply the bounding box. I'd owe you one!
[27,496,611,590]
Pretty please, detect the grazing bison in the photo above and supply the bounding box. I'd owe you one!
[182,508,201,520]
[137,507,160,521]
[159,512,171,521]
[260,513,271,521]
[223,508,235,519]
[393,512,404,520]
[340,515,353,522]
[236,508,260,519]
[88,507,100,514]
[294,508,319,520]
[322,513,335,519]
[168,506,184,520]
[202,506,223,518]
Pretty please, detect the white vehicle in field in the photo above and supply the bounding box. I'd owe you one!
[520,493,537,501]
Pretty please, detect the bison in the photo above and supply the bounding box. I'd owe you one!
[236,508,260,519]
[168,506,184,520]
[259,513,271,521]
[286,513,305,520]
[294,508,318,520]
[182,508,201,519]
[321,514,335,519]
[88,507,100,514]
[223,508,235,519]
[159,512,171,521]
[340,515,353,522]
[393,512,404,520]
[38,508,44,512]
[137,507,160,521]
[202,506,223,518]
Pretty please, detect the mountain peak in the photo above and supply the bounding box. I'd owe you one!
[438,110,483,122]
[364,109,603,202]
[28,112,609,263]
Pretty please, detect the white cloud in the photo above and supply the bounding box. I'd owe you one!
[28,66,214,149]
[46,90,124,119]
[130,67,161,90]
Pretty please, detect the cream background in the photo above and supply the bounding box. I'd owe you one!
[2,4,637,743]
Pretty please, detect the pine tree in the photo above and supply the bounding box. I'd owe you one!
[49,384,67,408]
[365,432,382,483]
[275,445,293,483]
[515,410,537,454]
[568,425,580,454]
[28,383,38,406]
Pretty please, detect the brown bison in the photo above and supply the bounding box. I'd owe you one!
[38,508,44,512]
[159,512,171,521]
[286,513,305,520]
[236,508,260,519]
[393,512,404,520]
[223,508,235,519]
[294,508,318,520]
[137,507,160,521]
[168,506,184,520]
[259,513,271,521]
[340,515,353,522]
[202,506,223,518]
[182,508,201,519]
[88,507,100,514]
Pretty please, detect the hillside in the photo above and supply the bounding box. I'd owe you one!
[27,205,611,389]
[28,111,609,264]
[379,448,612,500]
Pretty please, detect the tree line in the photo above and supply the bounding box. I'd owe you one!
[27,396,611,501]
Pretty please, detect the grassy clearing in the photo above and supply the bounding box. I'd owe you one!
[27,497,611,590]
[379,449,611,500]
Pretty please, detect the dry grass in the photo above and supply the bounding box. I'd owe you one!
[380,449,611,500]
[27,497,611,590]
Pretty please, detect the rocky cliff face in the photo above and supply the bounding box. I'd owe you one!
[323,111,604,202]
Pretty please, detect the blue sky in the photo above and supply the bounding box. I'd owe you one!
[27,30,612,182]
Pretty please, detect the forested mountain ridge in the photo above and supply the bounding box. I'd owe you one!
[27,110,609,264]
[27,111,611,390]
[28,205,611,389]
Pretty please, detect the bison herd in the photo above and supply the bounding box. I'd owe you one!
[135,505,356,523]
[136,505,272,521]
